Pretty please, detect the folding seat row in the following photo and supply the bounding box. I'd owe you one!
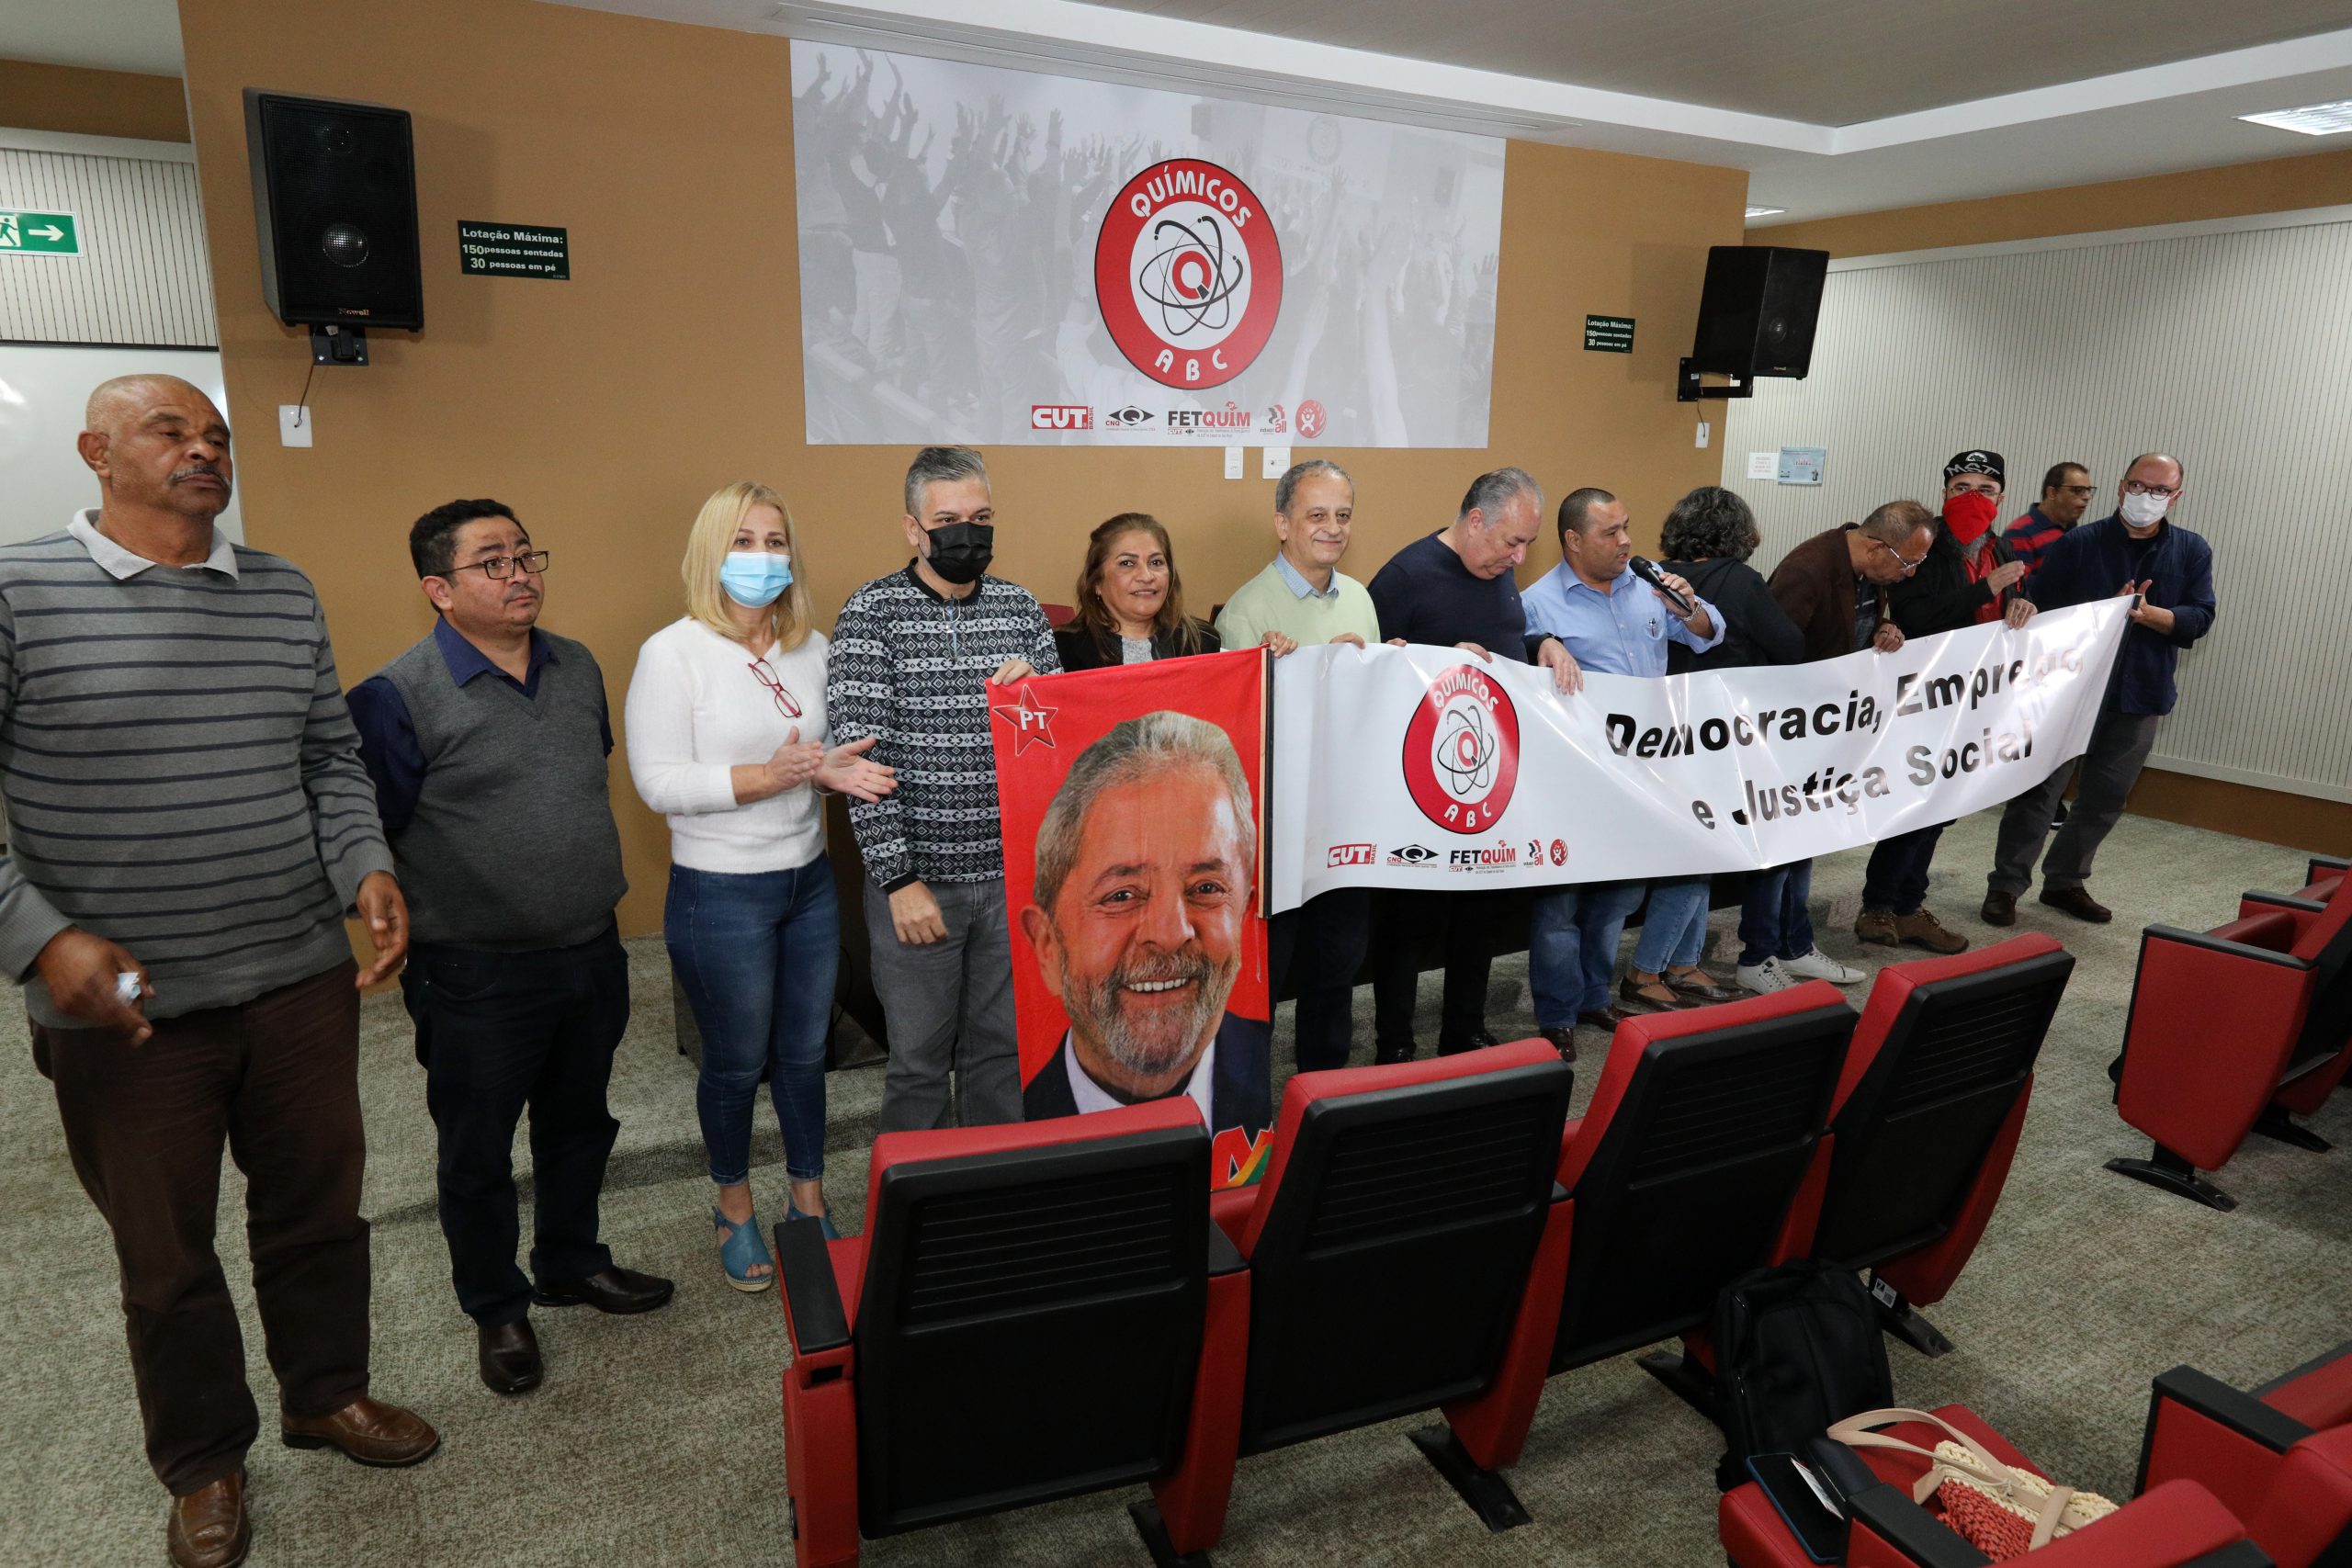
[775,933,2075,1566]
[1719,1338,2352,1567]
[2109,854,2352,1210]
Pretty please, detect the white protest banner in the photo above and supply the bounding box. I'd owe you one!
[1268,600,2131,913]
[790,40,1504,448]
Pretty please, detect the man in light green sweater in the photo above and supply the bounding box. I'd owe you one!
[1213,459,1381,653]
[1213,460,1379,1074]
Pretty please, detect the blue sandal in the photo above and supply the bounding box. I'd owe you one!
[784,1200,842,1242]
[712,1206,774,1292]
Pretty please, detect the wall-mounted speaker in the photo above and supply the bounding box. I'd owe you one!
[1689,245,1826,378]
[243,89,423,331]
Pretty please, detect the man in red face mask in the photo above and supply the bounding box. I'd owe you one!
[1853,451,2035,953]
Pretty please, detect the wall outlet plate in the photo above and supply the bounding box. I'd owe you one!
[278,404,313,447]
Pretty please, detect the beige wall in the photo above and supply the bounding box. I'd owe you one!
[175,0,1748,939]
[1753,146,2352,257]
[0,60,189,141]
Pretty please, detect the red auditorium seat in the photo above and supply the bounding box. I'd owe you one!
[1720,1404,2265,1568]
[2108,862,2352,1209]
[1138,1040,1577,1553]
[775,1100,1239,1568]
[1805,934,2075,1357]
[1440,986,1857,1459]
[2138,1341,2352,1567]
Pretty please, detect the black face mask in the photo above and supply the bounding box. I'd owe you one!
[923,522,994,585]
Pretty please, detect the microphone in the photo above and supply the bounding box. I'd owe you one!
[1629,555,1693,615]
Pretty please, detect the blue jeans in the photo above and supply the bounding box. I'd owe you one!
[1633,876,1712,975]
[1530,881,1645,1026]
[665,862,839,1186]
[1738,860,1815,966]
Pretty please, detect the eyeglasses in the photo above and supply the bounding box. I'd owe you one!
[748,659,803,719]
[1875,538,1928,571]
[2123,480,2180,498]
[448,550,550,580]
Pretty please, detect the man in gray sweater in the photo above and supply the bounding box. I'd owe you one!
[350,499,672,1399]
[0,376,435,1568]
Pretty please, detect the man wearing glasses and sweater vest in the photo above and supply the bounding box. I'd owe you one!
[350,500,672,1402]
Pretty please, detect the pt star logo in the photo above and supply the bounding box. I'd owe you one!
[989,683,1059,754]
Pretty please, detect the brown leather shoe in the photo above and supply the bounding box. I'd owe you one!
[1537,1025,1577,1064]
[2040,886,2112,923]
[1854,907,1899,946]
[1893,908,1969,954]
[1619,975,1686,1012]
[1577,1005,1628,1032]
[281,1397,441,1467]
[1981,890,2018,927]
[167,1471,249,1568]
[1663,966,1739,1003]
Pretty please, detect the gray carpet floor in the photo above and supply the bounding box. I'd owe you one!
[6,807,2349,1566]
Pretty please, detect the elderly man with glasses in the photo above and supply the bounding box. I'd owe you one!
[1983,454,2217,927]
[350,499,672,1399]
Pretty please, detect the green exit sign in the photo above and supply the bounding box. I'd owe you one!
[0,209,81,255]
[1584,313,1634,353]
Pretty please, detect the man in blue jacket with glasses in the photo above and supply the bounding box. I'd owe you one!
[1983,453,2217,927]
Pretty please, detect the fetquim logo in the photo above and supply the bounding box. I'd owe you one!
[1094,159,1283,389]
[1400,663,1521,834]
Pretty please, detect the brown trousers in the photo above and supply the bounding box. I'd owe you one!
[32,960,371,1495]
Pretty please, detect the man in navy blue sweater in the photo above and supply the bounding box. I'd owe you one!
[1983,453,2217,926]
[1364,468,1579,1060]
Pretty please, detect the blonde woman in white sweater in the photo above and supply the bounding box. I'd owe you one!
[625,482,893,1290]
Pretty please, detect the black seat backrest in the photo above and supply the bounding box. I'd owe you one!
[1813,945,2075,1271]
[1552,1000,1852,1373]
[853,1123,1208,1539]
[1238,1057,1574,1455]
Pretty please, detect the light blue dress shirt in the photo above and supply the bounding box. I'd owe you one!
[1520,562,1723,677]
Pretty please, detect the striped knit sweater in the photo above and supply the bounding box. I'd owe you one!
[0,515,394,1026]
[824,562,1059,888]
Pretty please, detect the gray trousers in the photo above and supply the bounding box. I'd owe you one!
[864,877,1022,1132]
[1989,709,2162,897]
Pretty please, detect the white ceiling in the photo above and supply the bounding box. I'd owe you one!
[12,0,2352,224]
[0,0,183,77]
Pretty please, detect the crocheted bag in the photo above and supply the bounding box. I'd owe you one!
[1826,1408,2119,1561]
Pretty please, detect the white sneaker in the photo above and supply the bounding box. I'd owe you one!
[1736,956,1798,994]
[1784,947,1866,985]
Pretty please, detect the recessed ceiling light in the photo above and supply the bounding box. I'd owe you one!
[1745,206,1785,219]
[2238,99,2352,136]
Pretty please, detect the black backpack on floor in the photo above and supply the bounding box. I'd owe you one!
[1711,1259,1893,1491]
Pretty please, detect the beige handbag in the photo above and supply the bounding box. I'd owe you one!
[1825,1408,2119,1560]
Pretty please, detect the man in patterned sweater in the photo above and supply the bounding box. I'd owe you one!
[826,446,1058,1129]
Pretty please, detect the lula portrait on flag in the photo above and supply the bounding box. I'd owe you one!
[790,39,1505,447]
[987,650,1273,1189]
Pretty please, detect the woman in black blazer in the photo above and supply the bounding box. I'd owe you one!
[1658,485,1863,998]
[1053,513,1222,671]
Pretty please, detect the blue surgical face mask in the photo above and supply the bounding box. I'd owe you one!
[720,550,793,607]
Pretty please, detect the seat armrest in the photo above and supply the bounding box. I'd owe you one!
[2151,920,2309,967]
[1205,1216,1246,1277]
[1805,1437,1883,1506]
[1847,1483,1993,1567]
[2309,855,2350,882]
[2139,1367,2314,1495]
[775,1219,849,1357]
[2240,893,2327,917]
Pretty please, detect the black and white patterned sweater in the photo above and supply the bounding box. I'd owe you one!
[824,562,1060,890]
